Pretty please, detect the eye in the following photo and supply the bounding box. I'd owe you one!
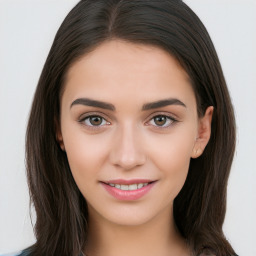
[148,115,176,128]
[81,115,110,127]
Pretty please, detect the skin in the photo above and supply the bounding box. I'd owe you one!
[57,40,213,256]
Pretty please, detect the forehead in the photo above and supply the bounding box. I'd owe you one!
[63,40,196,109]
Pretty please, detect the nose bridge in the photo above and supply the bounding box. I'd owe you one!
[110,121,146,170]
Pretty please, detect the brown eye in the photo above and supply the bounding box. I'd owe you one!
[147,115,176,128]
[154,115,168,126]
[89,116,103,126]
[81,115,109,127]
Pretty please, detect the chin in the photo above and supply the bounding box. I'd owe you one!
[88,202,172,227]
[104,213,157,227]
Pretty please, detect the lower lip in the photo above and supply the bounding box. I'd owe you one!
[101,182,156,201]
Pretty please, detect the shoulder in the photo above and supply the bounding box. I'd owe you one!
[16,248,32,256]
[0,248,32,256]
[16,251,30,256]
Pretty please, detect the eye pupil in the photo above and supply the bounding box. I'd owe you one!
[90,116,102,126]
[154,116,167,126]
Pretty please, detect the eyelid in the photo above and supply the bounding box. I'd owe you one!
[78,111,110,121]
[146,111,179,121]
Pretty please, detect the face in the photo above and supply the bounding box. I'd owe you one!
[58,40,212,226]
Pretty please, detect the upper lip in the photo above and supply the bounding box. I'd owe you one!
[102,179,156,185]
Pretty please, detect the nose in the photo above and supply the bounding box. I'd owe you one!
[109,124,146,170]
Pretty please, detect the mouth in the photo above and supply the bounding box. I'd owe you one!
[100,179,157,200]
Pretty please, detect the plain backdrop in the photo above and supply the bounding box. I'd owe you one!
[0,0,255,255]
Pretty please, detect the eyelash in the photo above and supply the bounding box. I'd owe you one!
[78,113,178,130]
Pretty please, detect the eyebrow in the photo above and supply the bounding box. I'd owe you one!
[70,97,186,111]
[142,98,186,110]
[71,98,115,110]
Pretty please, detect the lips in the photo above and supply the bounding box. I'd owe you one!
[100,179,156,200]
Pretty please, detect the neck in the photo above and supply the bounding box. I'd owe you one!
[85,205,189,256]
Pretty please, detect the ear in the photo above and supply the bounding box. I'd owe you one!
[55,118,65,151]
[191,106,214,159]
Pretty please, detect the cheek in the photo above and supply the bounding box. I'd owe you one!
[149,127,195,166]
[147,128,195,196]
[62,126,109,186]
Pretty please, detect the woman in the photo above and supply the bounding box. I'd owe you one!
[18,0,237,255]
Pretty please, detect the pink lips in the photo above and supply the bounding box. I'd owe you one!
[100,179,156,201]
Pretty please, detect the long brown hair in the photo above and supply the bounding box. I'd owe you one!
[26,1,237,255]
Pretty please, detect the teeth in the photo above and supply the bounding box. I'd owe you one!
[138,183,143,189]
[108,183,149,191]
[129,184,138,190]
[121,185,129,190]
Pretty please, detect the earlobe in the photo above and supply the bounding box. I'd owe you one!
[191,146,202,159]
[191,106,214,159]
[55,119,65,151]
[56,132,65,151]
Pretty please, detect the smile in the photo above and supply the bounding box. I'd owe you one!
[107,183,149,191]
[101,180,156,201]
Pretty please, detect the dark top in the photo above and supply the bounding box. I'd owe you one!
[15,247,31,256]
